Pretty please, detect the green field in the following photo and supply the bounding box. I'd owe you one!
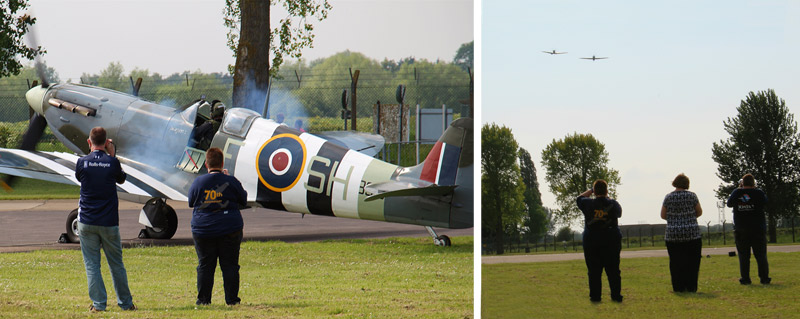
[0,176,79,200]
[0,237,473,318]
[482,252,800,318]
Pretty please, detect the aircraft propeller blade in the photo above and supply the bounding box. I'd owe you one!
[25,18,49,88]
[4,113,49,189]
[19,113,48,151]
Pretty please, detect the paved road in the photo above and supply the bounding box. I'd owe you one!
[0,199,472,253]
[482,245,800,264]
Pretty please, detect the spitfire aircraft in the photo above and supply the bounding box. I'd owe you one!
[580,55,608,61]
[0,76,473,246]
[542,50,567,55]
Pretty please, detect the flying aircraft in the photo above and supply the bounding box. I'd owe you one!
[542,50,567,55]
[0,70,473,247]
[580,55,608,61]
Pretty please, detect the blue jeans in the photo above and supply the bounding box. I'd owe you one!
[78,222,134,310]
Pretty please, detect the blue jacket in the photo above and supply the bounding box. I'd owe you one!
[189,171,247,237]
[75,150,126,226]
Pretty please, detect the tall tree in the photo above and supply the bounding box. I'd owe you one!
[541,133,621,226]
[97,62,126,92]
[452,41,473,72]
[225,0,331,114]
[482,123,525,254]
[0,0,44,78]
[519,148,548,243]
[711,89,800,243]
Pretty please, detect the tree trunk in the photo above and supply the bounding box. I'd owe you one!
[495,191,504,255]
[232,0,270,114]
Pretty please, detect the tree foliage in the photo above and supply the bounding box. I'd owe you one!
[0,0,44,78]
[519,148,548,243]
[482,123,525,254]
[541,133,621,226]
[711,89,800,243]
[224,0,331,77]
[452,41,473,72]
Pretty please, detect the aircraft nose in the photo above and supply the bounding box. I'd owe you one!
[25,86,48,115]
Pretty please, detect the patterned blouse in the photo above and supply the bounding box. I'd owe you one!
[662,190,701,242]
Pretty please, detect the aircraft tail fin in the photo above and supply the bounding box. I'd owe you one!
[418,117,472,187]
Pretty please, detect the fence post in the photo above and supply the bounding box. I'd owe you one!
[572,231,576,251]
[349,68,359,131]
[722,222,726,245]
[639,228,642,247]
[553,234,556,251]
[626,229,630,248]
[651,227,655,247]
[707,221,711,246]
[544,235,547,252]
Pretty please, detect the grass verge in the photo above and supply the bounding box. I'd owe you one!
[482,251,800,318]
[0,236,473,318]
[0,176,79,200]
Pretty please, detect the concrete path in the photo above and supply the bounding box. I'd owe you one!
[482,244,800,264]
[0,199,472,253]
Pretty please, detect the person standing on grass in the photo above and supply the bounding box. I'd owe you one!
[727,173,770,285]
[661,173,703,293]
[188,147,247,305]
[577,179,623,302]
[75,126,136,312]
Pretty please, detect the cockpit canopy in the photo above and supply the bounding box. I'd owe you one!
[221,108,261,138]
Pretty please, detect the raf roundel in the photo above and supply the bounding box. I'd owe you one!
[256,134,307,192]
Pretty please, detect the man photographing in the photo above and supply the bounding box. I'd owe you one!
[188,147,248,305]
[75,127,136,312]
[727,173,770,285]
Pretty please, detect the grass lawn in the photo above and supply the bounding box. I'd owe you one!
[482,251,800,318]
[0,176,79,200]
[0,236,473,318]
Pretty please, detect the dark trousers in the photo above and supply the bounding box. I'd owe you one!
[193,230,243,305]
[735,229,769,283]
[583,238,622,301]
[665,238,702,292]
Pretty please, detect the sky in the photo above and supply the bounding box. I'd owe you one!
[482,0,800,227]
[25,0,473,82]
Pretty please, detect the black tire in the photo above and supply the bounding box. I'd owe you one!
[143,203,178,239]
[65,208,80,243]
[437,235,452,247]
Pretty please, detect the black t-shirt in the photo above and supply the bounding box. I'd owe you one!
[577,196,622,241]
[727,188,768,233]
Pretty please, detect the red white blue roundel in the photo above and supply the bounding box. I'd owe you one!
[256,133,307,192]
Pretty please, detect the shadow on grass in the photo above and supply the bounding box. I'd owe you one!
[673,291,718,299]
[169,300,315,311]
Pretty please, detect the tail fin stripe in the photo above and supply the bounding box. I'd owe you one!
[420,142,442,183]
[436,143,460,186]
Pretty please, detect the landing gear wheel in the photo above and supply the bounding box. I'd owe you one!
[435,235,451,247]
[143,203,178,239]
[65,208,80,243]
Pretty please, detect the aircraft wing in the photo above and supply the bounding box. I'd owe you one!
[312,131,385,157]
[364,180,457,202]
[0,148,187,201]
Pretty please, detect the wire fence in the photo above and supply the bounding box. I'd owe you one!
[483,223,800,255]
[0,68,472,166]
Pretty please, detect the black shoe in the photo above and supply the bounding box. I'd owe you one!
[196,300,211,306]
[611,295,623,302]
[590,298,601,303]
[227,301,240,306]
[739,278,752,285]
[124,303,137,311]
[761,278,771,285]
